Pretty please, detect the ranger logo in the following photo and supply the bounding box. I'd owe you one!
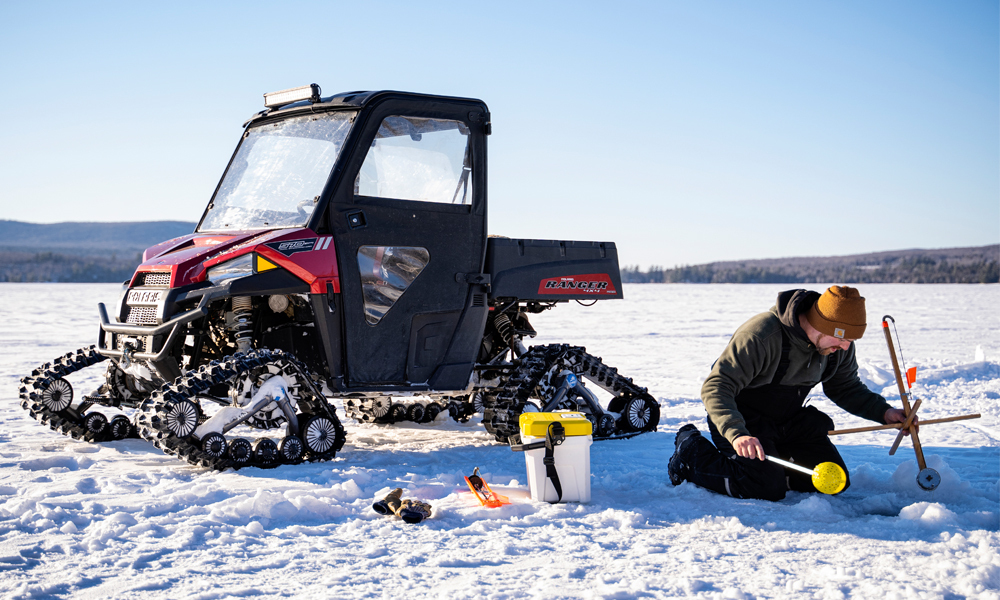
[266,238,317,256]
[538,273,617,295]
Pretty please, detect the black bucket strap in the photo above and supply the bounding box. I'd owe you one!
[510,421,566,503]
[543,422,565,503]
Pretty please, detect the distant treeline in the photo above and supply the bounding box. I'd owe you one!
[0,251,143,283]
[0,219,997,285]
[623,245,999,284]
[0,220,195,283]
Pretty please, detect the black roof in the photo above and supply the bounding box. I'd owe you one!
[244,89,487,127]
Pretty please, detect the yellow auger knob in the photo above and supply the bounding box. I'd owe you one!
[811,461,848,495]
[766,455,848,495]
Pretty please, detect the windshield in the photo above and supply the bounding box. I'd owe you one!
[199,110,357,232]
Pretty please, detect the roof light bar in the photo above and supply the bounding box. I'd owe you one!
[263,84,322,108]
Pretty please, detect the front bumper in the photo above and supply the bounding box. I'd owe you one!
[97,290,221,362]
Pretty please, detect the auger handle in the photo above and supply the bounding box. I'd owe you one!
[766,455,815,477]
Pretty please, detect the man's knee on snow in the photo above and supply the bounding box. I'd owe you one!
[751,460,788,501]
[728,456,787,501]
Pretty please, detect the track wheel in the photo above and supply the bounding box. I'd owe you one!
[407,403,425,423]
[253,438,279,468]
[424,403,442,423]
[621,396,660,432]
[389,404,407,423]
[597,414,616,437]
[83,412,108,437]
[302,416,339,456]
[41,378,73,412]
[229,438,252,465]
[370,397,391,420]
[110,415,132,440]
[278,435,304,463]
[164,400,199,438]
[201,432,227,458]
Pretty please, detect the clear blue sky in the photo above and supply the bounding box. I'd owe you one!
[1,1,997,268]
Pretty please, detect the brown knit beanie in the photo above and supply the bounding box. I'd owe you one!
[807,286,867,339]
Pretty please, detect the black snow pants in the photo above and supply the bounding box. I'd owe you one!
[687,333,851,501]
[682,405,851,501]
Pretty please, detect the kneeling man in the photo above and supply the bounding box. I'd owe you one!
[668,286,911,500]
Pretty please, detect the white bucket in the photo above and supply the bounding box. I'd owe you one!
[521,433,592,503]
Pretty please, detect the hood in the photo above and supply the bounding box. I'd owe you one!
[771,289,820,342]
[132,229,304,287]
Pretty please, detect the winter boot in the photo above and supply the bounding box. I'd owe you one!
[397,499,432,524]
[668,424,702,486]
[373,488,403,515]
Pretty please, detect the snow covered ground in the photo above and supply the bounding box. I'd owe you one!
[0,283,996,599]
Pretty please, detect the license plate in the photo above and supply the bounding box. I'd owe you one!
[127,289,162,304]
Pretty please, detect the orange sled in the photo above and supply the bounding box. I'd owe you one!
[465,467,510,508]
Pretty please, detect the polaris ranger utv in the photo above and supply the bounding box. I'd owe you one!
[19,85,659,470]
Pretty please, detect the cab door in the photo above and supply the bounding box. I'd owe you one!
[329,97,488,388]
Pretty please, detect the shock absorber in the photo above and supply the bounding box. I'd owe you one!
[493,311,528,357]
[493,312,514,347]
[230,296,254,353]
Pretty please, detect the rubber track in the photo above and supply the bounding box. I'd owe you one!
[18,346,114,443]
[344,397,464,425]
[136,349,345,471]
[482,344,660,444]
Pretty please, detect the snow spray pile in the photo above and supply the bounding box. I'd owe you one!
[0,283,996,599]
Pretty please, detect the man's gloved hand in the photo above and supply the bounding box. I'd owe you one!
[884,407,917,435]
[733,435,766,461]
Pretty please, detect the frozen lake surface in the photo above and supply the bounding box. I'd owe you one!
[0,283,997,599]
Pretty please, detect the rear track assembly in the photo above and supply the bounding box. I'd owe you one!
[482,344,659,444]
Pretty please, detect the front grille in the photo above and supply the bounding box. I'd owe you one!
[137,272,171,287]
[126,306,159,325]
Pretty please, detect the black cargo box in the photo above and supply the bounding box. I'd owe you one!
[485,238,623,301]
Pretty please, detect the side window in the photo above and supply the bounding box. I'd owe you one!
[357,246,430,324]
[356,116,472,205]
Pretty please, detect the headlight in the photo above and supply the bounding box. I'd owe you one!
[207,254,254,285]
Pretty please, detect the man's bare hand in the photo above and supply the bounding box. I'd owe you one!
[732,436,766,460]
[884,407,918,435]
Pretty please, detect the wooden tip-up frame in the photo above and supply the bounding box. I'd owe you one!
[826,315,981,490]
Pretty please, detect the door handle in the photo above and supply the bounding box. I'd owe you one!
[347,210,367,230]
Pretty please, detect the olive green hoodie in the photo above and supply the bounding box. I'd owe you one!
[701,289,891,444]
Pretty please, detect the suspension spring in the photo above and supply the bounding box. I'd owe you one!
[493,312,514,346]
[231,296,254,353]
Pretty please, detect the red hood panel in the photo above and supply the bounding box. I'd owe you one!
[133,228,339,292]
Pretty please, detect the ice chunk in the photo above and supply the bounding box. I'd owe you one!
[899,502,958,525]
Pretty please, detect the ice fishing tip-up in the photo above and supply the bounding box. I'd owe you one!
[827,315,981,491]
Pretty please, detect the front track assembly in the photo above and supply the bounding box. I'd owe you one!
[19,346,135,443]
[482,344,659,444]
[136,349,346,470]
